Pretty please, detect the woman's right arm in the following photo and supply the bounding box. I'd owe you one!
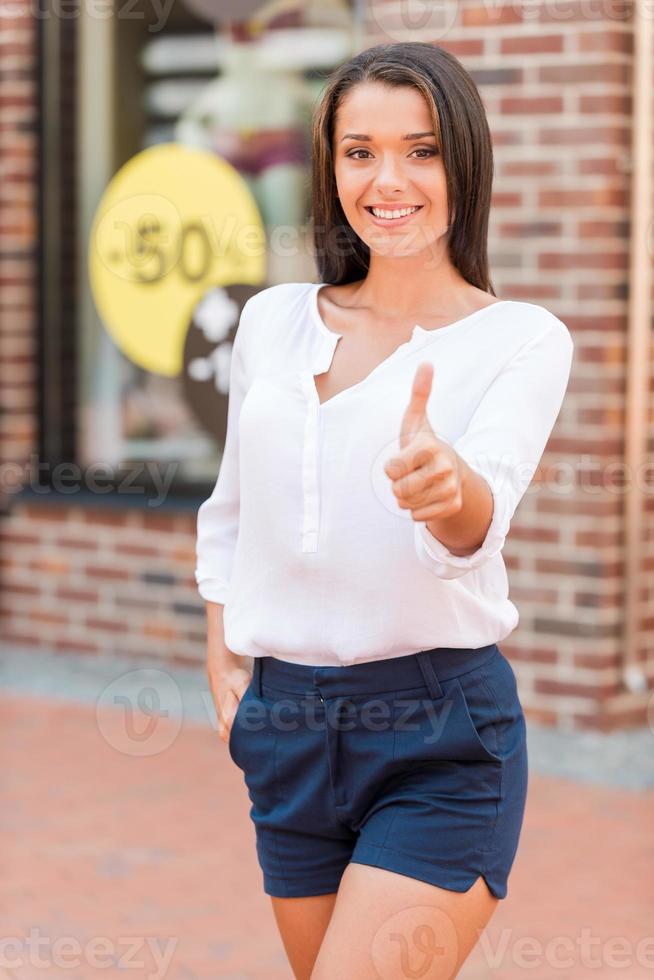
[194,295,258,743]
[205,599,252,745]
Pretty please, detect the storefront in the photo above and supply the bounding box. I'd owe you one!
[42,0,363,497]
[1,1,650,731]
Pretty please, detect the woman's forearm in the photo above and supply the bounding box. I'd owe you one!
[206,601,240,665]
[424,457,494,558]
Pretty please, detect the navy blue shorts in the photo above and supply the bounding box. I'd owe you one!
[228,643,528,900]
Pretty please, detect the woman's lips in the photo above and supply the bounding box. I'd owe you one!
[363,205,424,227]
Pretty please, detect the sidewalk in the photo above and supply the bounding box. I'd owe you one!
[1,647,653,979]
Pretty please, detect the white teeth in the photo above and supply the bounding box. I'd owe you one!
[370,206,420,219]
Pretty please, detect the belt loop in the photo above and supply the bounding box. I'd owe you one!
[253,656,263,697]
[415,650,443,699]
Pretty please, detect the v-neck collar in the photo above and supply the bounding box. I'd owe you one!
[310,281,511,341]
[307,282,511,410]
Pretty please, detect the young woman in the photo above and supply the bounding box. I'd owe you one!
[197,41,574,979]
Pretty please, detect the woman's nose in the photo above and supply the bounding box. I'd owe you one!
[374,154,408,194]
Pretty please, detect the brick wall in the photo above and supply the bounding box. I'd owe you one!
[1,8,650,731]
[1,505,202,661]
[0,10,39,466]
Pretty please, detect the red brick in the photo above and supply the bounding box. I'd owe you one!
[30,609,68,625]
[500,34,564,53]
[438,39,485,56]
[500,96,564,114]
[539,251,627,271]
[539,1,628,22]
[54,536,98,551]
[0,529,40,545]
[575,529,622,547]
[509,525,559,543]
[27,558,69,575]
[511,586,559,603]
[539,187,627,207]
[539,63,629,85]
[523,706,558,724]
[134,512,178,532]
[511,647,559,664]
[53,638,100,655]
[0,626,41,644]
[572,707,649,731]
[577,30,633,53]
[499,220,562,237]
[55,587,100,603]
[578,219,628,236]
[12,504,69,522]
[491,191,522,207]
[143,623,178,640]
[573,651,622,669]
[170,546,197,562]
[503,283,561,299]
[535,677,622,697]
[1,581,39,596]
[502,160,559,177]
[463,5,523,25]
[84,565,130,581]
[579,93,631,114]
[84,618,128,632]
[81,509,130,527]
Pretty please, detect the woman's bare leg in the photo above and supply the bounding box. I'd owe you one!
[270,892,338,980]
[309,863,499,979]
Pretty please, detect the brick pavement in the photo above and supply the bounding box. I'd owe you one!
[1,649,653,979]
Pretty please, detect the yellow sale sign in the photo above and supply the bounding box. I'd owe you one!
[88,142,266,376]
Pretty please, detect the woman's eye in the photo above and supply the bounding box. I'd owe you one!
[346,148,438,160]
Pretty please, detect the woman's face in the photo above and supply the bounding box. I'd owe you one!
[332,81,449,259]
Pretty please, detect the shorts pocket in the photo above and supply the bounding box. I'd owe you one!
[392,677,502,764]
[229,686,282,808]
[227,682,249,765]
[456,650,526,765]
[452,675,503,763]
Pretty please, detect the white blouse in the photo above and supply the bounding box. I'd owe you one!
[195,281,574,667]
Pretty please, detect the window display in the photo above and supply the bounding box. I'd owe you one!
[79,1,359,491]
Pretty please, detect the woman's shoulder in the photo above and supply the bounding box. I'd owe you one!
[238,281,314,329]
[496,298,574,352]
[236,282,317,363]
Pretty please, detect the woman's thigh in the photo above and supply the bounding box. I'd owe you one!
[309,864,499,979]
[271,892,338,980]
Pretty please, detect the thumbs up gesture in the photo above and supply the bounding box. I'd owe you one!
[384,362,465,522]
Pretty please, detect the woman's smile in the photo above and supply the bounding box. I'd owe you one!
[363,203,425,227]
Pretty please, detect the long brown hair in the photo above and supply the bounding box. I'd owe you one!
[310,41,496,294]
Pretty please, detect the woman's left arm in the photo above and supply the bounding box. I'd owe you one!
[415,319,574,580]
[423,459,496,558]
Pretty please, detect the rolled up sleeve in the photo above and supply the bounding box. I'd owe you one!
[415,320,574,580]
[194,296,254,604]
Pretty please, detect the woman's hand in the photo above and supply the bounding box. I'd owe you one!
[204,601,252,745]
[207,653,252,745]
[384,361,465,522]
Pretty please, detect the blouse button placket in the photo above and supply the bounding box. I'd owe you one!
[301,371,321,553]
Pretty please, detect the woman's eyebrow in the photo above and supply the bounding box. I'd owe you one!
[339,131,436,142]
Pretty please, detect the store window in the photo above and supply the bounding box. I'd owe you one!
[40,1,361,502]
